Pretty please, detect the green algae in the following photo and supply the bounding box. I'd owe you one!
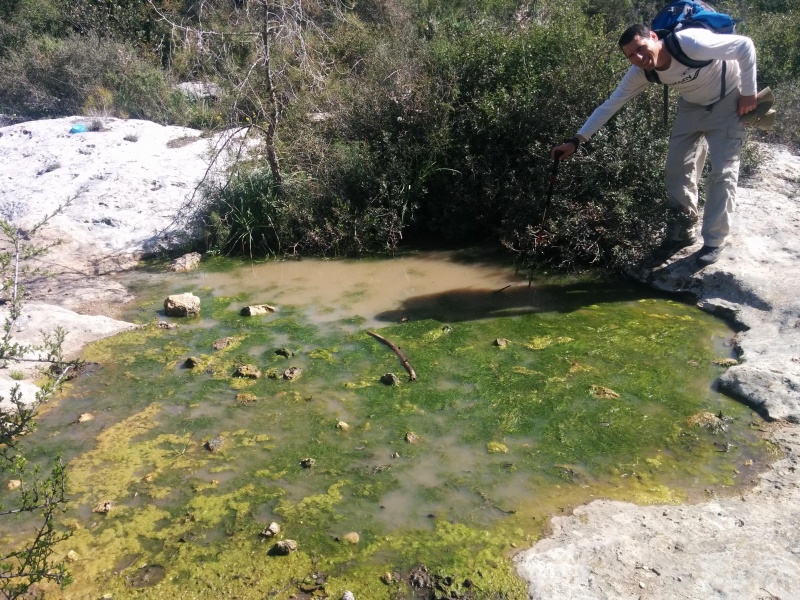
[5,266,778,600]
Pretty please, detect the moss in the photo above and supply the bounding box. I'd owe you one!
[12,268,776,600]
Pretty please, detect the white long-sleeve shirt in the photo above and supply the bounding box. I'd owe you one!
[577,28,757,141]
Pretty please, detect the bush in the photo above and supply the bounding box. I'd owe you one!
[0,34,168,119]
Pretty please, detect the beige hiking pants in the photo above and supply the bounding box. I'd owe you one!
[665,89,746,248]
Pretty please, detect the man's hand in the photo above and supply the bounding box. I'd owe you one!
[551,140,578,160]
[738,94,757,116]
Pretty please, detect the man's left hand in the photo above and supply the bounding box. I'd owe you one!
[738,94,757,116]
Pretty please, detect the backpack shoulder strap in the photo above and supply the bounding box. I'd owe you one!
[644,69,661,83]
[663,32,712,69]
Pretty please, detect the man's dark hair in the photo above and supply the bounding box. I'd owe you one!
[619,23,652,48]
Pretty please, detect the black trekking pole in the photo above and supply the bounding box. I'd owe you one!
[528,150,563,287]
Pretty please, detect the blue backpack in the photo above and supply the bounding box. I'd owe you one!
[652,0,737,37]
[645,1,739,122]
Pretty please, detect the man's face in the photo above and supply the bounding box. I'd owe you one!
[621,32,660,70]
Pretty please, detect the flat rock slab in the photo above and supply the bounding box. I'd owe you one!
[515,425,800,599]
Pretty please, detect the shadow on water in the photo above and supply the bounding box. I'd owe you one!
[374,279,695,323]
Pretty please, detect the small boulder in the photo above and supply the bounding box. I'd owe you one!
[405,431,419,444]
[275,347,294,358]
[271,539,298,555]
[381,373,400,386]
[240,304,276,316]
[283,366,302,381]
[234,365,262,379]
[65,550,80,563]
[184,356,199,369]
[493,338,510,348]
[164,293,201,317]
[169,252,202,272]
[336,421,351,432]
[204,436,224,452]
[300,457,316,469]
[260,522,281,538]
[7,479,21,491]
[77,412,94,423]
[341,532,360,544]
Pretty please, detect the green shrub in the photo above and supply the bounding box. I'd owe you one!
[201,170,298,258]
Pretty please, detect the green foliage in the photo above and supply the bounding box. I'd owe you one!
[202,170,294,257]
[0,212,77,599]
[0,34,171,120]
[3,0,797,265]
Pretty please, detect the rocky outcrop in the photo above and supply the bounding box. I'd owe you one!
[628,144,800,422]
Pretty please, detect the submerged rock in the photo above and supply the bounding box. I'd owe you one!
[686,411,728,433]
[7,480,21,491]
[487,441,509,454]
[212,336,234,350]
[164,293,200,317]
[590,385,620,400]
[300,457,316,468]
[92,500,114,514]
[275,347,294,358]
[77,412,94,423]
[405,431,419,444]
[184,356,199,368]
[713,358,739,367]
[127,564,167,588]
[341,532,360,544]
[336,420,351,432]
[493,338,510,348]
[236,393,258,405]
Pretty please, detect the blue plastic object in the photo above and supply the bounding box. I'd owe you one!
[69,124,88,134]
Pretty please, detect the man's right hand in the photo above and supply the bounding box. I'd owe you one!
[551,138,581,160]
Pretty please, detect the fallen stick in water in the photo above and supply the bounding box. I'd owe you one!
[366,330,417,381]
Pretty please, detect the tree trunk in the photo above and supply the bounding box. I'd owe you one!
[261,2,282,185]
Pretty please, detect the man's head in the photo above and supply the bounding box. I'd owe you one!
[618,24,663,70]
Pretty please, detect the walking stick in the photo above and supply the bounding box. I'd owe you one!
[528,151,563,287]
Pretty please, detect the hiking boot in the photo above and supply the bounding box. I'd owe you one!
[695,244,725,266]
[647,234,697,266]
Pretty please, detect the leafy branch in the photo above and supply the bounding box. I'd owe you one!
[0,200,79,599]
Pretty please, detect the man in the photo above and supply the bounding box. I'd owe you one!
[552,23,758,265]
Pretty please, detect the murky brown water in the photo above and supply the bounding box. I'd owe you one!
[129,250,667,327]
